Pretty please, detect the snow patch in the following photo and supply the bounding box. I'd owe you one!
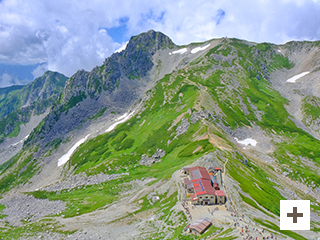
[286,71,310,83]
[11,134,30,147]
[116,112,129,121]
[169,48,187,55]
[105,111,135,133]
[191,44,210,54]
[234,138,257,147]
[57,134,90,167]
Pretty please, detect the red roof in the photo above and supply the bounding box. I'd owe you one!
[215,190,225,196]
[214,167,222,171]
[189,166,211,180]
[192,178,216,196]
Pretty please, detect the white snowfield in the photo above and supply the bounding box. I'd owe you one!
[191,44,210,54]
[234,137,257,147]
[105,111,135,133]
[57,134,90,167]
[286,71,310,83]
[169,48,187,55]
[12,134,29,147]
[116,112,129,121]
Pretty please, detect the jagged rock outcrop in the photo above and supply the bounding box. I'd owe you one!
[63,30,175,101]
[190,110,210,124]
[139,149,166,166]
[174,119,190,137]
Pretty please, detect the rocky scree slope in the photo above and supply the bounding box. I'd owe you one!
[0,32,320,239]
[268,41,320,140]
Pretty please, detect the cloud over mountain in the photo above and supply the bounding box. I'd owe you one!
[1,0,320,77]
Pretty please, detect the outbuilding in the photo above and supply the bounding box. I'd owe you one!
[189,217,212,236]
[215,190,226,204]
[183,178,194,193]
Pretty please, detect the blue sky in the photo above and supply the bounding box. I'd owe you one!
[1,0,320,85]
[105,17,130,43]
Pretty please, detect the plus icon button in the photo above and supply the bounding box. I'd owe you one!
[280,200,310,230]
[287,207,303,223]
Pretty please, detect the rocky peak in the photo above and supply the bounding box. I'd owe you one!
[21,71,68,105]
[62,30,176,101]
[125,30,175,55]
[111,30,176,80]
[63,70,89,101]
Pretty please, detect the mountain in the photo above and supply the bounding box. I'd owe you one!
[0,71,68,163]
[0,30,319,239]
[24,30,176,154]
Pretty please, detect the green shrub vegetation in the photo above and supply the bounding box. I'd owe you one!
[88,107,107,120]
[61,91,86,113]
[0,204,7,219]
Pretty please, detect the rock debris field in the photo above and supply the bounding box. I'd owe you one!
[0,194,66,227]
[41,172,127,192]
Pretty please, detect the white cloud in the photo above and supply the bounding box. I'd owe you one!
[32,63,48,79]
[0,73,20,88]
[115,41,129,53]
[1,0,320,78]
